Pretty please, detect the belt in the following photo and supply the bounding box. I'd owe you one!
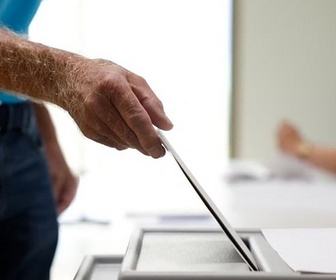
[0,102,33,132]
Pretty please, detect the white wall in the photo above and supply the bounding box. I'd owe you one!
[231,0,336,161]
[28,0,232,217]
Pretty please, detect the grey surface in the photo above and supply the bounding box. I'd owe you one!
[136,232,247,272]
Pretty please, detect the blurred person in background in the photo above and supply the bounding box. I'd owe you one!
[277,120,336,174]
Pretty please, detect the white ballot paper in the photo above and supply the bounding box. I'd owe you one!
[262,228,336,274]
[158,130,259,271]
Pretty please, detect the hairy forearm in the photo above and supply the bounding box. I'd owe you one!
[0,28,89,110]
[0,27,173,158]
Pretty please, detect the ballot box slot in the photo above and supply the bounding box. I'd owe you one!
[75,228,336,280]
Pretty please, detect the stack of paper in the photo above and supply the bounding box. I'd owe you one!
[262,228,336,274]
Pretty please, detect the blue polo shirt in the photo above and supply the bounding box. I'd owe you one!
[0,0,42,103]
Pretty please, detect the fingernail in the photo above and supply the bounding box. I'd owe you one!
[167,118,174,128]
[148,146,165,159]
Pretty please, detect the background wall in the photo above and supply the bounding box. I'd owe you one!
[30,0,232,175]
[28,0,232,219]
[231,0,336,162]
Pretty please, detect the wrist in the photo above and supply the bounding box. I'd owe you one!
[295,142,313,159]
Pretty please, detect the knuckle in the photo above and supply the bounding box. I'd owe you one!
[127,108,147,124]
[98,72,124,94]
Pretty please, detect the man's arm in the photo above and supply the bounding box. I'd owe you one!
[33,102,78,215]
[0,28,173,158]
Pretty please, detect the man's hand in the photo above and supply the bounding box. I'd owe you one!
[44,142,79,215]
[63,59,173,158]
[33,103,79,215]
[0,28,173,158]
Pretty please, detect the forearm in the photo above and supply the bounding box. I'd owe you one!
[33,101,70,175]
[300,145,336,174]
[0,27,173,158]
[0,28,88,110]
[33,102,78,215]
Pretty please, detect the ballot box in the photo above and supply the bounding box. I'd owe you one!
[74,131,336,280]
[74,227,336,280]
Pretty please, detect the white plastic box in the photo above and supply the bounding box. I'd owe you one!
[74,227,336,280]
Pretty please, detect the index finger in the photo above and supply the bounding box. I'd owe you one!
[111,83,167,158]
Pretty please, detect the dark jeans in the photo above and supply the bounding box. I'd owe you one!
[0,102,58,280]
